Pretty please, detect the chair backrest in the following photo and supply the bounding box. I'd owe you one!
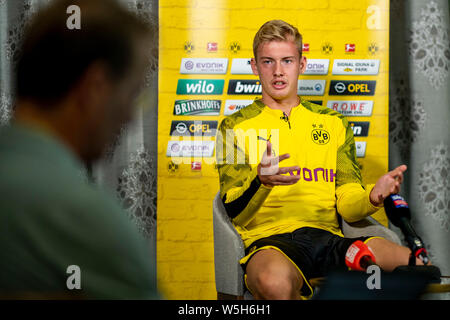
[212,192,245,296]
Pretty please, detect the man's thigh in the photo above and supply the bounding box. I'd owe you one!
[245,248,303,299]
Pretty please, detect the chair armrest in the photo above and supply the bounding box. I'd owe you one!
[213,192,246,296]
[342,216,402,245]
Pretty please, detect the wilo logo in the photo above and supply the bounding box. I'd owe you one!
[177,79,224,95]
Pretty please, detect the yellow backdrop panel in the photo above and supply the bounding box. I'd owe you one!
[158,0,390,299]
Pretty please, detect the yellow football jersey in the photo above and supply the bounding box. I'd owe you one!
[216,98,381,248]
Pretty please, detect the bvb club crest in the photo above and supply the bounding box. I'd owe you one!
[168,160,179,173]
[229,42,241,54]
[321,42,333,55]
[184,41,194,53]
[311,123,330,145]
[368,42,379,55]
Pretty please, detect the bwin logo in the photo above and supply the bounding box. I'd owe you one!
[235,81,262,94]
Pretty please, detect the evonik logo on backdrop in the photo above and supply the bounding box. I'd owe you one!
[177,79,224,95]
[180,58,228,74]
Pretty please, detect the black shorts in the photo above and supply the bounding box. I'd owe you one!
[242,227,378,298]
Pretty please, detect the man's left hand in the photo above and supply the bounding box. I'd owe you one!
[370,165,407,206]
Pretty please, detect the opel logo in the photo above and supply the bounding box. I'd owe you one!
[175,122,188,134]
[334,82,346,93]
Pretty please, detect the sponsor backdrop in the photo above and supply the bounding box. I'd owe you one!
[158,0,389,299]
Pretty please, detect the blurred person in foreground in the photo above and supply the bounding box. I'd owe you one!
[0,0,159,299]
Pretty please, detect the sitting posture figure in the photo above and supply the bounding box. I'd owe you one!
[216,19,423,300]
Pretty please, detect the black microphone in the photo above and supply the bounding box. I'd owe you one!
[384,194,429,265]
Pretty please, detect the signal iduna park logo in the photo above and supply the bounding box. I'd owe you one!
[332,59,379,75]
[177,79,224,95]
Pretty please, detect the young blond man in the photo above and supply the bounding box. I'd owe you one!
[216,20,423,300]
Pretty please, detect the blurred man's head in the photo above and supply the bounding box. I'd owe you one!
[15,0,154,162]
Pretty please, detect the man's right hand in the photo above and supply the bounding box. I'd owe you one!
[257,141,301,187]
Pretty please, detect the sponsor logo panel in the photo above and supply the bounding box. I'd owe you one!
[173,100,221,116]
[180,58,228,74]
[297,79,326,96]
[176,79,224,95]
[326,100,373,116]
[230,58,252,74]
[328,80,376,96]
[228,80,262,95]
[230,58,329,75]
[349,121,370,137]
[170,120,218,137]
[304,59,330,75]
[355,141,367,158]
[332,59,380,75]
[224,100,254,115]
[166,140,215,157]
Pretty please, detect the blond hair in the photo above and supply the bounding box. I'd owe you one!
[253,20,303,60]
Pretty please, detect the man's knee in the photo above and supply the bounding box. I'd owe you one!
[252,268,297,299]
[246,249,302,299]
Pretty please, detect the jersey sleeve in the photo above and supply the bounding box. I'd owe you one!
[216,116,272,227]
[335,117,382,222]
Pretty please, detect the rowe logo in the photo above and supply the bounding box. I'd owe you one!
[228,80,262,95]
[177,79,224,95]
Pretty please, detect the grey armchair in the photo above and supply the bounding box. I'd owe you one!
[213,191,402,300]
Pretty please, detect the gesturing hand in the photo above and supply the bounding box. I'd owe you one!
[257,141,301,187]
[370,165,407,206]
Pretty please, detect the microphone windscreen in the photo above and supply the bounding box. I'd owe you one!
[345,240,376,271]
[383,194,411,227]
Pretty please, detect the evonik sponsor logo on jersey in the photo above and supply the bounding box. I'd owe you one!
[177,79,224,95]
[180,58,228,74]
[173,100,221,116]
[326,100,373,116]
